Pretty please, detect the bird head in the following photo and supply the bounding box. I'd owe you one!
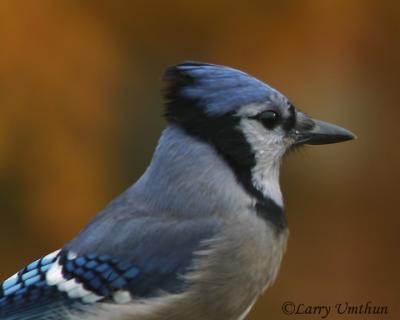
[163,61,355,203]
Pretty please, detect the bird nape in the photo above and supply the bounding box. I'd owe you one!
[0,61,355,320]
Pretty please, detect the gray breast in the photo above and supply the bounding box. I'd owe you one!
[179,211,289,320]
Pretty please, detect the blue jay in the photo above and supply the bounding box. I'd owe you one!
[0,62,355,320]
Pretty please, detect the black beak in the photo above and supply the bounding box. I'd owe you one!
[294,113,356,145]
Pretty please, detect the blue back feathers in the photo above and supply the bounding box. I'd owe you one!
[65,214,218,297]
[163,61,277,120]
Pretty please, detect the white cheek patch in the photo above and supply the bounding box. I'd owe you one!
[239,119,284,206]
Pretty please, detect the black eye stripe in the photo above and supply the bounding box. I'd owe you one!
[250,110,280,129]
[282,103,296,132]
[248,103,297,132]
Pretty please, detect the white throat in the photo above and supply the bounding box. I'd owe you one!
[239,119,284,207]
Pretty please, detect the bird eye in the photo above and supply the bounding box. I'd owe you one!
[257,110,280,129]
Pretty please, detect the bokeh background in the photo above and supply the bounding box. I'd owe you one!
[0,1,399,319]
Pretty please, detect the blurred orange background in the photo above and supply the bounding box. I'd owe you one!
[0,1,398,319]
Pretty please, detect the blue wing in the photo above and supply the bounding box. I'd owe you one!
[65,214,218,297]
[0,250,77,319]
[0,215,217,319]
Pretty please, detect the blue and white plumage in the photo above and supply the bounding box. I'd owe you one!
[0,62,355,319]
